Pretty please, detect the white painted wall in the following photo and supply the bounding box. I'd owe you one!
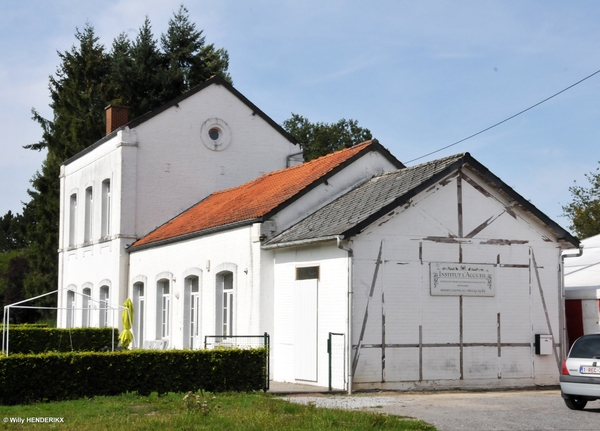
[128,224,263,348]
[57,82,299,330]
[58,134,129,328]
[132,83,298,236]
[348,167,566,391]
[271,243,349,388]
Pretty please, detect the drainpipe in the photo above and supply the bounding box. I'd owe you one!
[560,244,584,360]
[337,236,353,394]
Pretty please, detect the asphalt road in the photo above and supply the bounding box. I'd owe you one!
[284,389,600,431]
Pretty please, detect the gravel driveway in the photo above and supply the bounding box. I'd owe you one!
[282,389,600,430]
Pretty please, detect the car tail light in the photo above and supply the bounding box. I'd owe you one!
[561,359,570,375]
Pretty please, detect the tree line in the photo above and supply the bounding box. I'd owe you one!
[0,5,372,322]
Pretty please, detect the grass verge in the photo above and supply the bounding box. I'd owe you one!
[0,391,436,430]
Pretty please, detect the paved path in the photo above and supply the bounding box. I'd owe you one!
[282,389,600,431]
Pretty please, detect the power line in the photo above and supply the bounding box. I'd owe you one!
[405,68,600,165]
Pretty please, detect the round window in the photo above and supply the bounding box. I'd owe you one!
[209,128,220,141]
[200,118,231,151]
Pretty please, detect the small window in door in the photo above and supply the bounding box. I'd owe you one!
[296,266,319,280]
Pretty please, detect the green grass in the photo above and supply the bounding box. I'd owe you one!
[0,392,436,430]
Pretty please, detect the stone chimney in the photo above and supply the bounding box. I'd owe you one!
[105,105,130,135]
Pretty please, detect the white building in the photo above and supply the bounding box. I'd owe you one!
[57,76,301,329]
[58,78,579,391]
[564,234,600,346]
[126,146,577,391]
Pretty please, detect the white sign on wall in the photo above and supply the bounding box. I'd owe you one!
[430,263,495,297]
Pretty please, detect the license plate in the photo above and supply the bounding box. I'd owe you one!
[580,366,600,374]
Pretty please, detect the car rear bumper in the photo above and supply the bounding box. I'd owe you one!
[560,375,600,399]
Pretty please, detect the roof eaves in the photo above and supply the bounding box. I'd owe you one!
[129,217,261,253]
[63,76,298,166]
[261,235,340,250]
[61,131,119,166]
[461,153,579,248]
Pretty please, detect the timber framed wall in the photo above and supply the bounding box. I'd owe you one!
[350,168,563,390]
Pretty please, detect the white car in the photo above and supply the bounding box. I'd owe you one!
[560,333,600,410]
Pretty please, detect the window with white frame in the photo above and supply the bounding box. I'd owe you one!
[66,290,75,328]
[101,179,111,239]
[157,280,170,339]
[69,193,77,247]
[183,276,201,349]
[84,186,93,243]
[216,271,234,337]
[133,282,145,348]
[99,285,109,327]
[82,287,91,327]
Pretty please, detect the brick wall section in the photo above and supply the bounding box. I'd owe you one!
[105,105,130,135]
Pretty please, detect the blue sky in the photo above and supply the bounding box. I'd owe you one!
[1,0,599,234]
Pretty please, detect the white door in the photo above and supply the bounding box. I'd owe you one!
[294,279,318,381]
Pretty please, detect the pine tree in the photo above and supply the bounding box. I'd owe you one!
[160,5,231,102]
[108,32,133,108]
[129,18,165,117]
[19,11,233,309]
[24,24,111,301]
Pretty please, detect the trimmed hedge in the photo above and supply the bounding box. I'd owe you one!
[0,323,49,328]
[3,327,119,354]
[0,348,267,405]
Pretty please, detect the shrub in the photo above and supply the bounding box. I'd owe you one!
[2,327,119,354]
[0,348,267,405]
[0,323,49,328]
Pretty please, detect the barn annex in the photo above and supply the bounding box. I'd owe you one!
[564,233,600,346]
[57,77,579,392]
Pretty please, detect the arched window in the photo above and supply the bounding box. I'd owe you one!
[99,285,109,327]
[183,275,201,348]
[101,179,111,239]
[69,193,77,247]
[66,290,75,328]
[84,186,93,243]
[216,271,234,337]
[156,279,171,339]
[82,287,91,327]
[133,282,145,348]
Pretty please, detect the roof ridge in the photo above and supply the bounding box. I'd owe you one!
[370,152,466,179]
[62,76,298,167]
[405,152,468,169]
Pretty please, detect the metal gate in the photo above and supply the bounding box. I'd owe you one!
[327,332,346,391]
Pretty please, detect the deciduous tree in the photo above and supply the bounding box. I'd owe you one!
[282,113,372,161]
[562,163,600,239]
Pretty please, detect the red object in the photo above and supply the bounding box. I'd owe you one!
[105,105,130,135]
[565,299,584,350]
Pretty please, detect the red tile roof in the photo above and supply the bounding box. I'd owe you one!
[131,140,376,249]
